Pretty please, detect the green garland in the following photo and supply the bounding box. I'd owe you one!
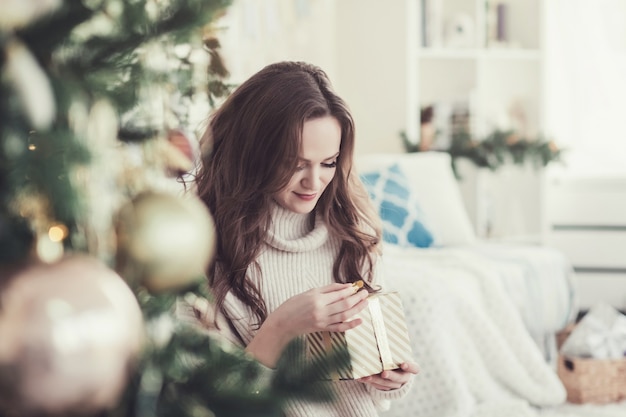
[401,129,564,176]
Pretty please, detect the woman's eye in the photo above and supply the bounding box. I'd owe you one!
[296,165,306,171]
[322,161,337,168]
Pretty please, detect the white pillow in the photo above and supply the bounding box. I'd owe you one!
[360,163,435,248]
[356,151,476,246]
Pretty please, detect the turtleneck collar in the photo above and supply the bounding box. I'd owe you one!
[265,203,329,252]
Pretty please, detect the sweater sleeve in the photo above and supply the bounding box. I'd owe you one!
[366,375,415,411]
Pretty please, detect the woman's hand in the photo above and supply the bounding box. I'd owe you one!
[246,283,368,368]
[272,282,370,338]
[358,362,420,391]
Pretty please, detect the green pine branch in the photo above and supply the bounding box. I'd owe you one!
[401,128,564,178]
[106,283,342,417]
[1,0,233,262]
[2,3,341,417]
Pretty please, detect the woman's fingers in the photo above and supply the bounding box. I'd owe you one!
[327,291,369,322]
[399,361,420,375]
[300,282,369,331]
[318,282,353,294]
[320,284,367,305]
[358,364,419,391]
[359,374,403,390]
[318,282,362,305]
[326,317,362,332]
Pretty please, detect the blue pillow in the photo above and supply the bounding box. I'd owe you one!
[361,164,434,248]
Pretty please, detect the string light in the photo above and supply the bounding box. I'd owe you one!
[48,224,69,242]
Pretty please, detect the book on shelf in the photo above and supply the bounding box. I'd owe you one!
[486,1,509,48]
[421,0,443,48]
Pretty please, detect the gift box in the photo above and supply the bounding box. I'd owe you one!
[557,353,626,404]
[306,291,414,380]
[561,303,626,360]
[556,304,626,404]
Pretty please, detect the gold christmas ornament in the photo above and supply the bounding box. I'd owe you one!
[115,191,216,293]
[0,255,144,416]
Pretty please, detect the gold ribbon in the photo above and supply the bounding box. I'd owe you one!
[368,296,394,369]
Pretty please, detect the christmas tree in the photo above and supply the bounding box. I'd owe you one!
[0,1,338,416]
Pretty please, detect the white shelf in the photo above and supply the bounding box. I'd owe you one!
[411,0,546,241]
[418,48,540,60]
[418,48,479,59]
[479,48,541,60]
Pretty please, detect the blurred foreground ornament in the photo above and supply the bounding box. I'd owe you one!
[4,38,56,130]
[35,232,64,263]
[115,192,215,293]
[0,255,144,416]
[0,0,60,30]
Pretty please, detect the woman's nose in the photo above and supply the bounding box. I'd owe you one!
[302,166,321,190]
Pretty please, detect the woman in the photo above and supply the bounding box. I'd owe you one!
[192,61,418,416]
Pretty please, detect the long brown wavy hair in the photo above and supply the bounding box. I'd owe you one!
[196,61,381,327]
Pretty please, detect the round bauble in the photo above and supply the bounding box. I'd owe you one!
[115,191,215,293]
[0,254,144,416]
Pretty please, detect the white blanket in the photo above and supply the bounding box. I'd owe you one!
[380,245,568,417]
[467,243,578,358]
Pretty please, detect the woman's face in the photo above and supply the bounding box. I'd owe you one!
[274,116,341,214]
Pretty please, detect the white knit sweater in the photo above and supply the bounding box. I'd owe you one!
[184,204,414,416]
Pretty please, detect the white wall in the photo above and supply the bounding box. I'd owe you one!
[544,0,626,178]
[333,0,408,155]
[217,0,407,155]
[218,0,337,83]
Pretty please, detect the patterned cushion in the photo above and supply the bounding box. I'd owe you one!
[361,164,434,248]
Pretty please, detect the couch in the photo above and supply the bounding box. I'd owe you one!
[355,151,576,417]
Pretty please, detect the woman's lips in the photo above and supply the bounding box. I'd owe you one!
[294,192,317,201]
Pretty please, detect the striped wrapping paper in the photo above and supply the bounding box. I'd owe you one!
[306,291,414,380]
